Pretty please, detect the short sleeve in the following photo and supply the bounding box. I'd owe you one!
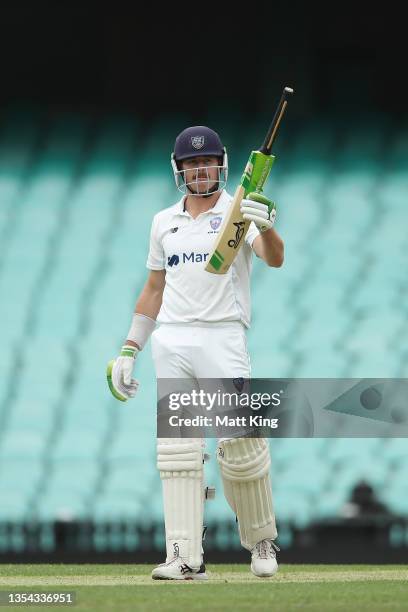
[146,215,165,270]
[245,221,260,248]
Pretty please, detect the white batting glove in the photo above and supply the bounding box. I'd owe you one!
[107,345,140,402]
[240,192,277,233]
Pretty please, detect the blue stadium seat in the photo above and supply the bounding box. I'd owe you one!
[35,491,90,521]
[0,430,48,461]
[44,459,100,497]
[50,428,104,462]
[0,490,32,522]
[0,459,43,498]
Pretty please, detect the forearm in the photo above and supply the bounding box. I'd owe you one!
[134,284,164,320]
[255,228,284,267]
[241,193,283,267]
[125,287,164,349]
[123,270,166,349]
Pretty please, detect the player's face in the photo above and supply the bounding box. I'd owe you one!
[181,156,220,195]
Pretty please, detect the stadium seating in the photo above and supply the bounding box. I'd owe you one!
[0,110,406,536]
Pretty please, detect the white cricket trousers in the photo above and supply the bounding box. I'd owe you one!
[151,321,251,379]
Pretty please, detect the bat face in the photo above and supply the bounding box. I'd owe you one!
[205,152,275,274]
[205,185,250,274]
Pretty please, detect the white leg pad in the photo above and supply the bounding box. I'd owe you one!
[217,437,277,551]
[157,438,205,570]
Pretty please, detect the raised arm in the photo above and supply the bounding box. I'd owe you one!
[252,228,284,268]
[241,192,284,267]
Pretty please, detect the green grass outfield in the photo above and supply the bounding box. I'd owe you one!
[0,564,407,611]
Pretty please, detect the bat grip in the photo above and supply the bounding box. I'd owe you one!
[260,87,293,155]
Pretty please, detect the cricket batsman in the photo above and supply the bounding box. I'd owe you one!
[107,126,284,579]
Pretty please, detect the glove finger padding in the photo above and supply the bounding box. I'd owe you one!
[121,359,135,385]
[241,202,269,219]
[107,347,140,402]
[242,199,269,212]
[107,359,128,402]
[240,192,277,233]
[242,212,273,230]
[115,359,140,399]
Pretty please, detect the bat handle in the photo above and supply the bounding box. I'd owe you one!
[260,86,294,155]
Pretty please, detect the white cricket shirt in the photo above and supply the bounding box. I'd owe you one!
[146,189,260,328]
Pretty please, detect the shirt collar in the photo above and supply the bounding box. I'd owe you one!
[175,189,229,217]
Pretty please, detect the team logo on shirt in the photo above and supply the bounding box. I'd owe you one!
[210,216,222,231]
[191,136,205,150]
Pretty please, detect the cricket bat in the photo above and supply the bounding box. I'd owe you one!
[205,86,294,274]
